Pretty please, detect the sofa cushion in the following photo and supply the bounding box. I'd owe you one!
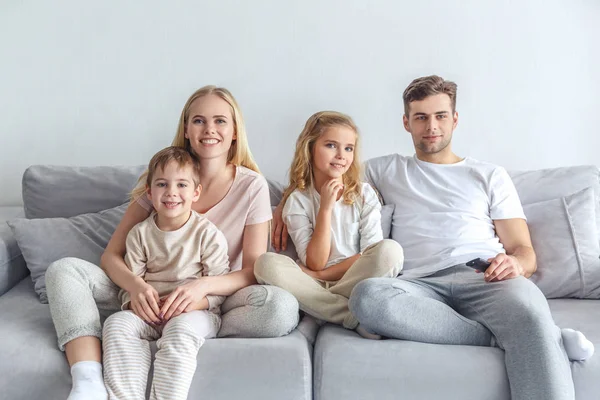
[314,301,600,400]
[509,165,600,247]
[0,207,28,297]
[22,165,145,219]
[525,187,600,298]
[314,324,510,400]
[0,278,313,400]
[7,204,127,303]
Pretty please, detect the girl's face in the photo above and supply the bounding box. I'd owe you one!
[312,125,356,180]
[185,95,236,161]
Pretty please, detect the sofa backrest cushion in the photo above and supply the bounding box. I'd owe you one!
[523,187,600,298]
[22,165,145,219]
[509,165,600,247]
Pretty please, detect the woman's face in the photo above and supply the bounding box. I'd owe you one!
[184,94,236,161]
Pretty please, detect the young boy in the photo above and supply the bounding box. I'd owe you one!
[102,146,230,400]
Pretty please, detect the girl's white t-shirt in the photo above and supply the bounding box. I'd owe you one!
[138,165,272,271]
[283,182,383,268]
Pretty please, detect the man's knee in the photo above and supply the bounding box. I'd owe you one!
[349,278,391,321]
[498,278,553,328]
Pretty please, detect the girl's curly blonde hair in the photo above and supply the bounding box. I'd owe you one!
[282,111,362,206]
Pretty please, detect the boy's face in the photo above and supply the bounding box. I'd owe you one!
[147,161,201,223]
[403,93,458,156]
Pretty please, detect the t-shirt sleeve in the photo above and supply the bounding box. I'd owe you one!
[200,226,230,310]
[245,175,273,226]
[489,167,526,221]
[282,192,313,266]
[136,193,154,213]
[124,226,147,277]
[359,183,384,252]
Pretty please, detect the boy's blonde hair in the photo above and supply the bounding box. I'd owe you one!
[146,146,201,189]
[282,111,362,206]
[131,85,260,201]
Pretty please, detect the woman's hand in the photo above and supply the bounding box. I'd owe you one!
[271,202,288,252]
[159,278,210,321]
[128,279,161,324]
[320,179,344,211]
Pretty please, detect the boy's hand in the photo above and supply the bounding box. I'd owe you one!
[128,280,161,324]
[484,254,524,282]
[160,279,208,321]
[320,179,344,211]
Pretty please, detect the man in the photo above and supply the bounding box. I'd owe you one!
[346,75,592,400]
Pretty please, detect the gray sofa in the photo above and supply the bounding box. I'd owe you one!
[1,162,599,400]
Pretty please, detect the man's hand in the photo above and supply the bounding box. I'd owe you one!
[484,253,524,282]
[320,179,344,211]
[271,202,288,252]
[128,279,161,324]
[159,278,209,321]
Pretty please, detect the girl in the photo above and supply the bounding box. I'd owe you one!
[45,86,299,400]
[254,111,404,339]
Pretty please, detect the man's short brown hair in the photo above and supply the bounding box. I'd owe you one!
[146,146,201,188]
[403,75,458,116]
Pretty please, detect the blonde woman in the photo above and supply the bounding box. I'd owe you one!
[45,86,299,400]
[254,111,404,339]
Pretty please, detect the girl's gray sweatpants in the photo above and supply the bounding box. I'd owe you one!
[45,257,299,351]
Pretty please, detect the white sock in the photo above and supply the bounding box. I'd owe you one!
[68,361,108,400]
[561,328,595,361]
[355,324,382,340]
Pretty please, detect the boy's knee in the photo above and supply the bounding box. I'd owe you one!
[103,312,140,337]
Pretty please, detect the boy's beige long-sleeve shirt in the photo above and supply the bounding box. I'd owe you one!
[120,210,230,313]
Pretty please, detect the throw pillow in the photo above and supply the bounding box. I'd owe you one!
[525,187,600,299]
[7,203,128,303]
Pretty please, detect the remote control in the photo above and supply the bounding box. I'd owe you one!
[466,258,491,272]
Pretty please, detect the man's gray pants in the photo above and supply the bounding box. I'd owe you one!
[349,264,574,400]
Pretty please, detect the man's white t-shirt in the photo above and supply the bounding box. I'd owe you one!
[364,154,525,277]
[283,182,383,268]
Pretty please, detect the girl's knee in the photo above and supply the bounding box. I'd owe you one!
[254,252,293,284]
[368,239,404,276]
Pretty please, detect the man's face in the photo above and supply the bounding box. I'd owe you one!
[403,93,458,155]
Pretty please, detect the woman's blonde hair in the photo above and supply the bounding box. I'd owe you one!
[131,85,260,201]
[282,111,362,206]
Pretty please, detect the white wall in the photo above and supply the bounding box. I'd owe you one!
[1,0,598,206]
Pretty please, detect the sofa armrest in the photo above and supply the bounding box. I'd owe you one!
[0,207,29,296]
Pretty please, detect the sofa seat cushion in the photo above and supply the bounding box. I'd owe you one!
[314,299,600,400]
[0,279,313,400]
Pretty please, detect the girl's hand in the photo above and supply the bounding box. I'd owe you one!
[299,263,321,280]
[160,278,209,321]
[320,179,344,211]
[128,280,161,324]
